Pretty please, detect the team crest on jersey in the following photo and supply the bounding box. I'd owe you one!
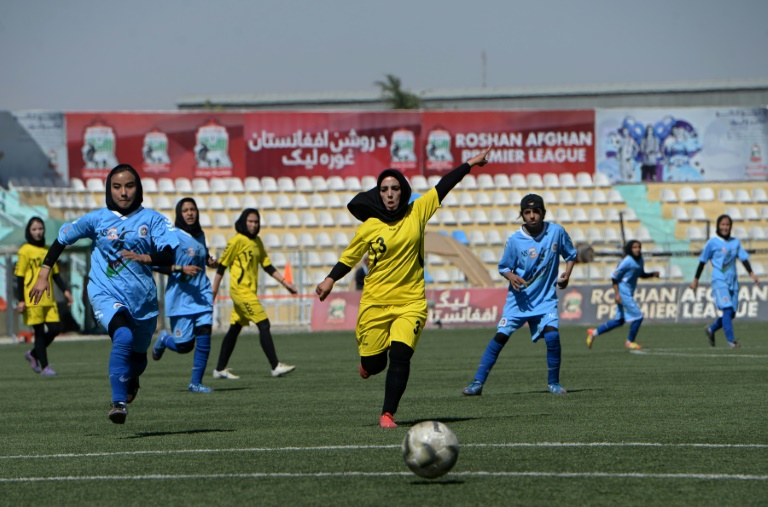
[107,228,119,240]
[175,329,182,337]
[187,247,196,257]
[113,302,125,309]
[499,317,507,326]
[62,225,71,235]
[529,248,538,259]
[551,242,558,252]
[138,225,149,237]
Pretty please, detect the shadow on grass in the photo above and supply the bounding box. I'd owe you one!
[410,479,465,486]
[200,387,249,392]
[127,428,235,439]
[371,417,478,427]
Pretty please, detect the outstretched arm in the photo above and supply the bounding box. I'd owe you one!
[742,260,760,285]
[434,147,491,202]
[263,265,298,294]
[315,262,353,301]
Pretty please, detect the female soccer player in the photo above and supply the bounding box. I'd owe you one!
[152,198,217,393]
[690,214,759,348]
[586,240,659,350]
[211,208,297,380]
[315,148,491,428]
[15,217,73,376]
[30,164,178,424]
[462,193,577,397]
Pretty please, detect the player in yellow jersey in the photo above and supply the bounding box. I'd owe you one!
[15,217,72,376]
[316,148,491,428]
[211,208,298,379]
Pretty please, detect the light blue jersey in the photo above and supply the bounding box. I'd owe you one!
[700,235,748,310]
[613,255,644,293]
[499,222,577,318]
[699,235,749,290]
[57,206,178,327]
[165,229,213,317]
[612,255,646,322]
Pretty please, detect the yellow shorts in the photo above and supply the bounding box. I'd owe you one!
[230,291,268,326]
[24,304,60,327]
[356,299,428,357]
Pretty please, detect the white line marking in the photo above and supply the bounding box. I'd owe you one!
[3,442,768,460]
[631,349,768,358]
[1,471,767,483]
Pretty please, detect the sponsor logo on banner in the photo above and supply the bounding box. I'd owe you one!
[561,290,583,320]
[389,128,418,171]
[327,298,347,323]
[194,121,232,175]
[82,123,118,176]
[425,128,454,171]
[746,143,767,178]
[142,129,171,173]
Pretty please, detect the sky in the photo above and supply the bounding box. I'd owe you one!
[2,0,768,111]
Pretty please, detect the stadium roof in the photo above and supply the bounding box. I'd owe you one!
[176,78,768,110]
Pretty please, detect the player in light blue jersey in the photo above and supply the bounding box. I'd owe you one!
[462,193,576,396]
[587,240,659,350]
[151,198,217,394]
[690,214,759,348]
[30,165,178,424]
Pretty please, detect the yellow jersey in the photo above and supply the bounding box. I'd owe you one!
[340,188,440,306]
[15,243,60,307]
[219,233,273,296]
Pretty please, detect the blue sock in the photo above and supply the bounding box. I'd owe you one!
[722,309,736,343]
[710,317,723,333]
[596,318,623,336]
[474,336,507,383]
[191,334,211,385]
[544,331,561,385]
[627,318,643,343]
[109,327,133,403]
[165,334,179,352]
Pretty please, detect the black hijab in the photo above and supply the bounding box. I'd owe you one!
[715,214,732,240]
[623,240,641,260]
[234,208,260,239]
[105,164,143,216]
[347,169,412,223]
[24,216,46,248]
[175,197,204,238]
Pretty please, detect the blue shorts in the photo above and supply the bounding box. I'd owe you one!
[615,287,643,322]
[497,312,559,342]
[90,291,156,353]
[169,312,213,343]
[711,281,738,311]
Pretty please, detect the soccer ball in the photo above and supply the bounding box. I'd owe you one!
[401,421,459,479]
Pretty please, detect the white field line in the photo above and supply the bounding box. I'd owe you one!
[3,442,768,461]
[1,471,767,483]
[630,349,768,358]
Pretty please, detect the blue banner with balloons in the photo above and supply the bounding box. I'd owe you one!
[595,107,768,183]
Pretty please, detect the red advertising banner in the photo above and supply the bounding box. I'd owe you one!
[310,288,505,332]
[421,110,595,177]
[66,113,246,181]
[64,110,597,182]
[244,111,422,179]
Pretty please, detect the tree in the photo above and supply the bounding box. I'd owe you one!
[374,74,422,110]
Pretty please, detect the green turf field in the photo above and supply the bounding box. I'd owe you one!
[1,323,767,506]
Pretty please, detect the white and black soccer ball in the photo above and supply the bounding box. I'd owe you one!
[401,420,459,479]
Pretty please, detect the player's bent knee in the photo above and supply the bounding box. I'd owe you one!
[175,339,195,354]
[361,350,388,375]
[194,325,212,336]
